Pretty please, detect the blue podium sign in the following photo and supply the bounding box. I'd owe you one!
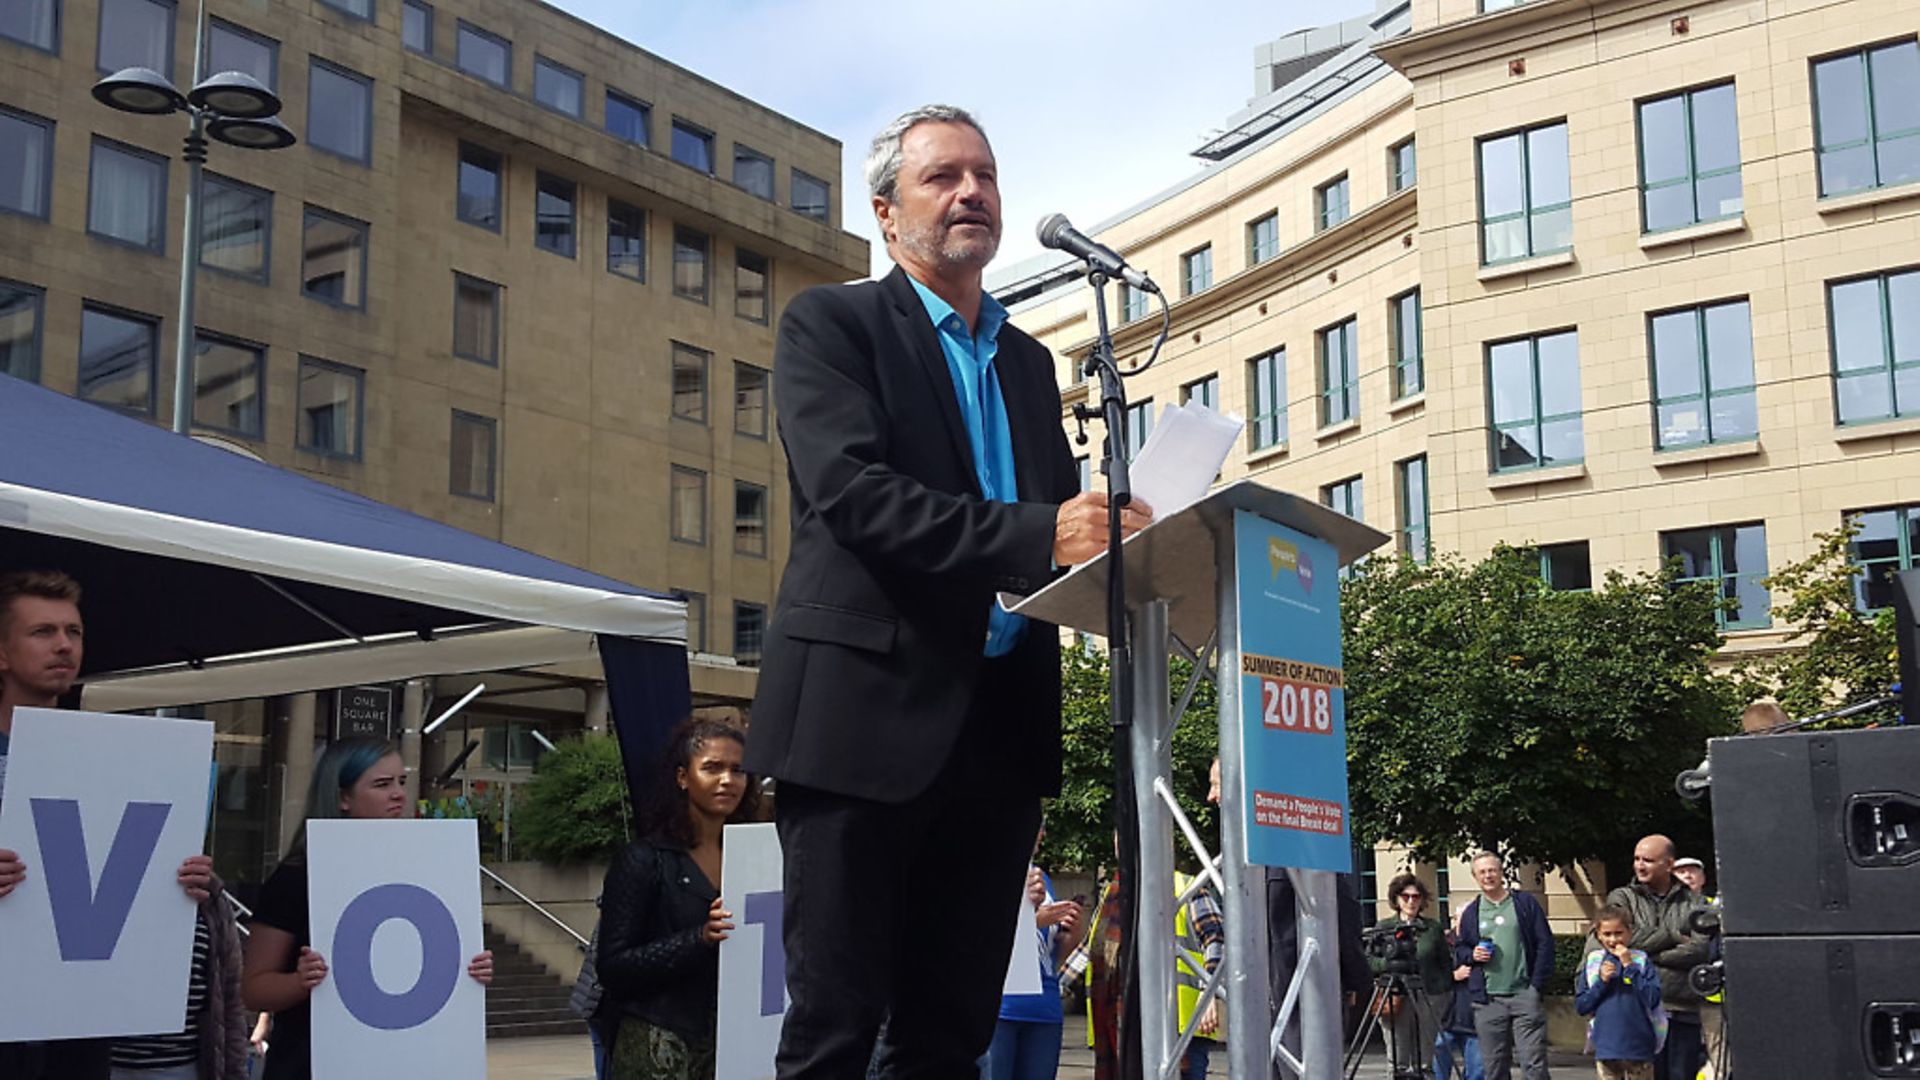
[1233,509,1351,871]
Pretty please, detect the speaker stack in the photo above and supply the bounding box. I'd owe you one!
[1709,721,1920,1078]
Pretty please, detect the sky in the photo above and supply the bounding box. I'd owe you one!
[545,0,1377,280]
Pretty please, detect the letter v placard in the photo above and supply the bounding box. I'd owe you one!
[0,708,214,1041]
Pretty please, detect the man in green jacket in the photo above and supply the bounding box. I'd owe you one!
[1596,835,1706,1080]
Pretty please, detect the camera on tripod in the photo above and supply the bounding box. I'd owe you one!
[1361,917,1429,978]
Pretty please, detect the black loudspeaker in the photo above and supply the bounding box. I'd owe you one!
[1709,725,1920,937]
[1721,935,1920,1078]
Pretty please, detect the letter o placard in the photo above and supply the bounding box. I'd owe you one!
[329,883,462,1031]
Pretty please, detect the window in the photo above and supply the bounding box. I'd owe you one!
[1125,398,1155,461]
[307,60,371,164]
[1664,523,1771,629]
[1321,475,1363,520]
[456,22,510,86]
[452,273,501,366]
[607,199,646,281]
[450,410,496,501]
[734,147,774,200]
[1651,299,1758,448]
[1182,374,1219,410]
[401,0,431,53]
[1391,290,1423,399]
[1318,318,1359,427]
[456,142,501,230]
[735,362,768,438]
[87,138,167,251]
[1638,83,1742,232]
[318,0,371,20]
[531,56,582,117]
[191,332,263,437]
[98,0,172,75]
[1848,504,1920,610]
[1481,0,1530,8]
[200,173,270,282]
[671,118,713,174]
[78,304,157,414]
[0,281,45,383]
[1316,174,1350,231]
[1391,138,1417,192]
[1121,283,1150,323]
[735,482,768,557]
[533,171,576,258]
[679,591,707,653]
[1397,455,1429,564]
[1537,541,1592,591]
[792,170,830,222]
[301,206,367,309]
[1247,212,1279,266]
[296,356,362,458]
[1181,246,1212,297]
[671,342,708,422]
[1813,41,1920,197]
[1488,330,1582,472]
[670,465,706,544]
[734,602,765,665]
[673,226,710,303]
[0,107,52,220]
[1829,269,1919,424]
[2,0,57,51]
[206,18,277,89]
[1478,121,1572,264]
[1249,349,1286,451]
[605,90,650,147]
[735,249,769,323]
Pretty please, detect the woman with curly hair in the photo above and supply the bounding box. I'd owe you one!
[597,718,762,1080]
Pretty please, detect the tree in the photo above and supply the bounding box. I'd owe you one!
[1340,546,1738,871]
[513,735,632,864]
[1044,643,1221,873]
[1733,520,1900,727]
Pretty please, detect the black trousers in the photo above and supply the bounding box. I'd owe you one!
[773,669,1043,1080]
[0,1038,110,1079]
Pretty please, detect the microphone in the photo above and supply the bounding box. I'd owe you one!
[1036,213,1159,294]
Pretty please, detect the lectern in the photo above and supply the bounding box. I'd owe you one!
[1012,480,1389,1080]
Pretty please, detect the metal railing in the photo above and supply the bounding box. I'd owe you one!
[479,865,590,951]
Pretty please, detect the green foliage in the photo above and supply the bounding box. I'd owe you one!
[1733,520,1900,727]
[1547,933,1588,996]
[1045,643,1220,873]
[513,735,632,865]
[1342,546,1739,871]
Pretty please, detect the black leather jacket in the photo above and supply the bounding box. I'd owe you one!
[596,840,720,1044]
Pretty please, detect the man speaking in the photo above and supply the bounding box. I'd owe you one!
[746,104,1150,1079]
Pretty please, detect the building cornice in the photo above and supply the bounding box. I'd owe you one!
[1055,186,1419,361]
[1375,0,1696,74]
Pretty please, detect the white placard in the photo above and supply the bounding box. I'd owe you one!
[717,822,787,1080]
[1000,888,1042,996]
[307,819,486,1080]
[0,708,213,1040]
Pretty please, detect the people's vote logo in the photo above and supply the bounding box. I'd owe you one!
[1267,537,1313,593]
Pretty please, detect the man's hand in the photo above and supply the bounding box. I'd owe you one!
[1053,492,1153,567]
[0,849,24,899]
[177,855,214,902]
[1038,899,1080,932]
[1453,964,1471,982]
[1196,998,1220,1037]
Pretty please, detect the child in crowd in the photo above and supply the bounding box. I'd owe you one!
[1575,904,1665,1080]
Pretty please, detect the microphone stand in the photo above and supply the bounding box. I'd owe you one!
[1083,269,1145,1080]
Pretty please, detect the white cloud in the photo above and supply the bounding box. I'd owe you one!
[547,0,1375,278]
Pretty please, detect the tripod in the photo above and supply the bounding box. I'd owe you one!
[1344,972,1440,1080]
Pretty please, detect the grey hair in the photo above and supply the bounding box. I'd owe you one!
[865,104,991,204]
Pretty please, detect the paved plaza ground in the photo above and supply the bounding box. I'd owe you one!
[485,1031,1591,1078]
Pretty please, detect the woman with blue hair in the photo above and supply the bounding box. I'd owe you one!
[240,738,493,1079]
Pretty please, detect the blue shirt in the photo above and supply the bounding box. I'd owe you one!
[999,868,1064,1024]
[907,275,1028,657]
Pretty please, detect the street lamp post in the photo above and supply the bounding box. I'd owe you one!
[93,6,295,435]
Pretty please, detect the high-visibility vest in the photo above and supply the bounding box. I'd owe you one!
[1084,874,1223,1047]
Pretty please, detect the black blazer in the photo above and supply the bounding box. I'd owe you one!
[595,841,720,1043]
[745,267,1080,804]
